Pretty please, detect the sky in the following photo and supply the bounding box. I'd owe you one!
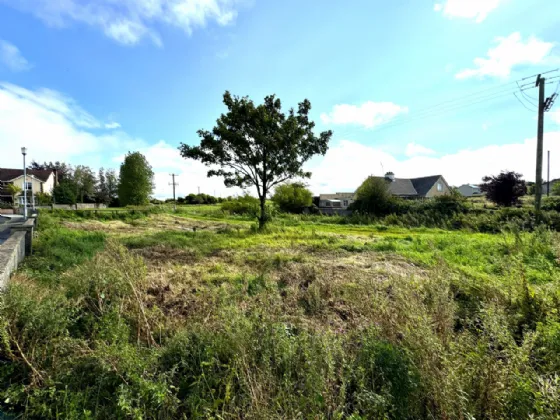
[0,0,560,198]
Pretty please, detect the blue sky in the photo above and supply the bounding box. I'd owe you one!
[1,0,560,197]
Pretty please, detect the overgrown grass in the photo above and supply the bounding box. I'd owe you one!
[1,212,560,418]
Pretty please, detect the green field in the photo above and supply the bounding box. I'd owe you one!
[2,208,560,419]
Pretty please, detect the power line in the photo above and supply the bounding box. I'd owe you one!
[327,70,558,139]
[513,92,537,112]
[369,87,536,133]
[520,68,559,81]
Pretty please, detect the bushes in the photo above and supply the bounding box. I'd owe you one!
[271,182,312,213]
[220,195,277,220]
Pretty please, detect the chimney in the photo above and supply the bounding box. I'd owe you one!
[385,171,395,182]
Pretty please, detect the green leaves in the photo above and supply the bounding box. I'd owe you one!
[118,152,154,207]
[179,91,332,227]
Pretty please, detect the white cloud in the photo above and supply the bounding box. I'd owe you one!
[0,81,242,200]
[3,0,245,46]
[456,32,556,79]
[113,140,244,198]
[551,109,560,124]
[482,123,489,131]
[405,143,436,157]
[434,0,501,23]
[0,82,145,171]
[321,101,408,129]
[305,133,560,194]
[105,122,121,129]
[0,40,31,72]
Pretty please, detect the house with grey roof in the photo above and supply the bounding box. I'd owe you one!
[457,184,482,197]
[0,168,55,205]
[318,172,450,210]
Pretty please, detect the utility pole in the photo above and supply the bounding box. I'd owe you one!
[535,74,559,210]
[548,150,551,197]
[535,75,546,212]
[169,173,178,212]
[198,186,200,195]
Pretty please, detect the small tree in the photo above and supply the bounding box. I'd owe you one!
[5,184,22,206]
[272,182,312,213]
[350,176,394,216]
[118,152,154,206]
[179,91,332,229]
[480,171,527,207]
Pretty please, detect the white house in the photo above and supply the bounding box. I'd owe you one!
[0,168,55,205]
[457,184,482,197]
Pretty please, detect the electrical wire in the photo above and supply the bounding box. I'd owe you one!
[513,92,537,112]
[327,70,557,138]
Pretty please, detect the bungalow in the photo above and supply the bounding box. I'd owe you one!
[318,172,450,210]
[457,184,482,197]
[0,168,55,205]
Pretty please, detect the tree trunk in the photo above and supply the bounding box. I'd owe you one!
[258,193,266,230]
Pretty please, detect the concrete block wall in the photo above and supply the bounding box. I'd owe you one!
[0,230,26,288]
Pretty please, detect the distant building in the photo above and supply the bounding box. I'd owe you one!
[0,168,55,205]
[318,173,451,211]
[319,192,355,209]
[543,179,560,195]
[457,184,482,197]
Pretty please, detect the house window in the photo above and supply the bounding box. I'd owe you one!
[437,182,443,192]
[23,181,32,191]
[343,200,349,207]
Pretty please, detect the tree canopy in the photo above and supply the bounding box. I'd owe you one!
[118,152,154,206]
[53,182,78,204]
[179,91,332,228]
[96,168,119,206]
[272,182,313,213]
[480,171,527,207]
[350,176,394,216]
[74,165,97,203]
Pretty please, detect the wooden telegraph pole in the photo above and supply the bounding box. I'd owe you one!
[169,173,178,212]
[535,73,559,210]
[535,75,546,212]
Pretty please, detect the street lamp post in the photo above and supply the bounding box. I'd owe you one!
[21,147,27,219]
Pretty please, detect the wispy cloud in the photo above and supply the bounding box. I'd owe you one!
[306,133,560,194]
[0,82,240,199]
[456,32,556,79]
[0,40,31,72]
[434,0,502,23]
[105,122,121,129]
[3,0,247,46]
[405,143,436,157]
[321,101,408,129]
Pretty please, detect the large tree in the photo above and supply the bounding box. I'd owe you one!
[480,171,527,207]
[96,168,120,206]
[179,91,332,228]
[74,165,97,203]
[29,161,73,183]
[118,152,154,206]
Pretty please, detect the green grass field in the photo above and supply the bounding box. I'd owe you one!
[2,209,560,419]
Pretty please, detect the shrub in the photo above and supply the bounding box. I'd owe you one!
[53,181,78,205]
[271,182,312,213]
[480,171,527,207]
[350,176,395,216]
